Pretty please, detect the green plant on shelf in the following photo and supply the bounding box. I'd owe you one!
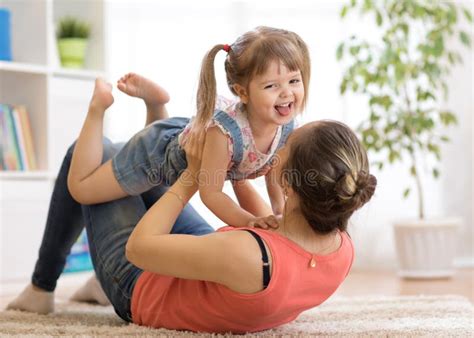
[56,16,91,69]
[57,16,90,39]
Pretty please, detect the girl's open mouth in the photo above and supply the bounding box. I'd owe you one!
[274,102,293,116]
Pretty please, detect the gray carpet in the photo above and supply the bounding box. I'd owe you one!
[1,295,472,337]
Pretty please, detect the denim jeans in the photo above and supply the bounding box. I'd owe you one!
[32,138,214,322]
[112,117,189,195]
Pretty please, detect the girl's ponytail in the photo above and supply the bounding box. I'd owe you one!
[195,44,225,127]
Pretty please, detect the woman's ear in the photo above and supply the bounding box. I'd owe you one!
[281,179,290,200]
[285,186,296,198]
[232,84,249,104]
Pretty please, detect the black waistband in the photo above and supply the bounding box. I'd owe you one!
[243,230,271,289]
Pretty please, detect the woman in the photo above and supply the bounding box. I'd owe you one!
[8,82,376,334]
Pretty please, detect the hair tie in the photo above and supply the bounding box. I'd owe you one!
[223,44,231,53]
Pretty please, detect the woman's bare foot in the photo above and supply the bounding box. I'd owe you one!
[90,78,114,114]
[117,73,169,123]
[70,275,110,306]
[6,283,54,314]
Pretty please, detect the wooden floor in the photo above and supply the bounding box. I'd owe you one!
[334,268,474,302]
[1,268,473,309]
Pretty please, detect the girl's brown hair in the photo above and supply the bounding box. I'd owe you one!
[282,120,377,234]
[195,26,311,127]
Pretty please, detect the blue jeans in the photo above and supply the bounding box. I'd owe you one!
[32,138,214,322]
[112,117,189,195]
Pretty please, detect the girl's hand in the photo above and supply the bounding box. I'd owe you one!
[247,215,281,229]
[183,127,206,176]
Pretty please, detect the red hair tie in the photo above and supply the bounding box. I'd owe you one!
[223,44,231,53]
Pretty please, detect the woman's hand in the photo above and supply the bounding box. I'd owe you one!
[183,127,206,177]
[247,215,281,229]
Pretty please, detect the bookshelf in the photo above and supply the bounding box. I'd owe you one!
[0,0,108,281]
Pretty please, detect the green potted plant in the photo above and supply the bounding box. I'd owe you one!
[337,0,472,278]
[57,16,91,68]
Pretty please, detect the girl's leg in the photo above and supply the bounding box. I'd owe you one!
[117,72,170,125]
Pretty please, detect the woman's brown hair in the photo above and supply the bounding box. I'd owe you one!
[282,120,377,234]
[195,26,311,127]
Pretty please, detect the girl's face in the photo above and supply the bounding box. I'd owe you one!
[236,60,305,127]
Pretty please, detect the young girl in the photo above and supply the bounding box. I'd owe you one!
[67,26,311,227]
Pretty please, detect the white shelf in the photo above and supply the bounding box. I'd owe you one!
[52,67,106,80]
[0,61,105,80]
[0,61,49,75]
[0,171,55,180]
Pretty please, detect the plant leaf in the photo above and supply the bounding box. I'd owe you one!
[341,5,348,18]
[403,188,410,198]
[439,111,458,125]
[336,42,345,60]
[376,10,383,26]
[440,135,450,142]
[463,7,473,23]
[459,31,471,47]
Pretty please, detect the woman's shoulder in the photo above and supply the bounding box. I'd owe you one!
[201,227,270,293]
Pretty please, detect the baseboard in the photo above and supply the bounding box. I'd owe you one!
[454,256,474,268]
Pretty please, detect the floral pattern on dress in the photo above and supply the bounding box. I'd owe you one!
[213,97,283,177]
[248,152,258,163]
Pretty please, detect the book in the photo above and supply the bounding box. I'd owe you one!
[1,104,20,170]
[16,106,37,170]
[12,107,29,170]
[0,104,37,171]
[0,107,5,170]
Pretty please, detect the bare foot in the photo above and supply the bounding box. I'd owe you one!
[90,78,114,112]
[6,283,54,314]
[70,275,111,306]
[117,72,170,106]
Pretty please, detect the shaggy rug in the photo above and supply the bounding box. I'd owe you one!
[0,295,472,337]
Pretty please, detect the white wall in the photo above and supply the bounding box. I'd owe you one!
[103,0,473,269]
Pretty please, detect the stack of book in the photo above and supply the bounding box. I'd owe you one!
[0,104,37,170]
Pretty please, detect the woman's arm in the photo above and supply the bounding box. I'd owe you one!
[126,130,266,293]
[126,170,232,284]
[67,79,127,205]
[198,127,256,227]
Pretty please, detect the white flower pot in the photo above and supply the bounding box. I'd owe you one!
[393,218,461,279]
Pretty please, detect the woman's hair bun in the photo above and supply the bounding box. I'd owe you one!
[335,171,377,208]
[334,172,357,201]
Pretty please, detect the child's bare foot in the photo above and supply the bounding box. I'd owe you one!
[90,78,114,113]
[117,73,170,106]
